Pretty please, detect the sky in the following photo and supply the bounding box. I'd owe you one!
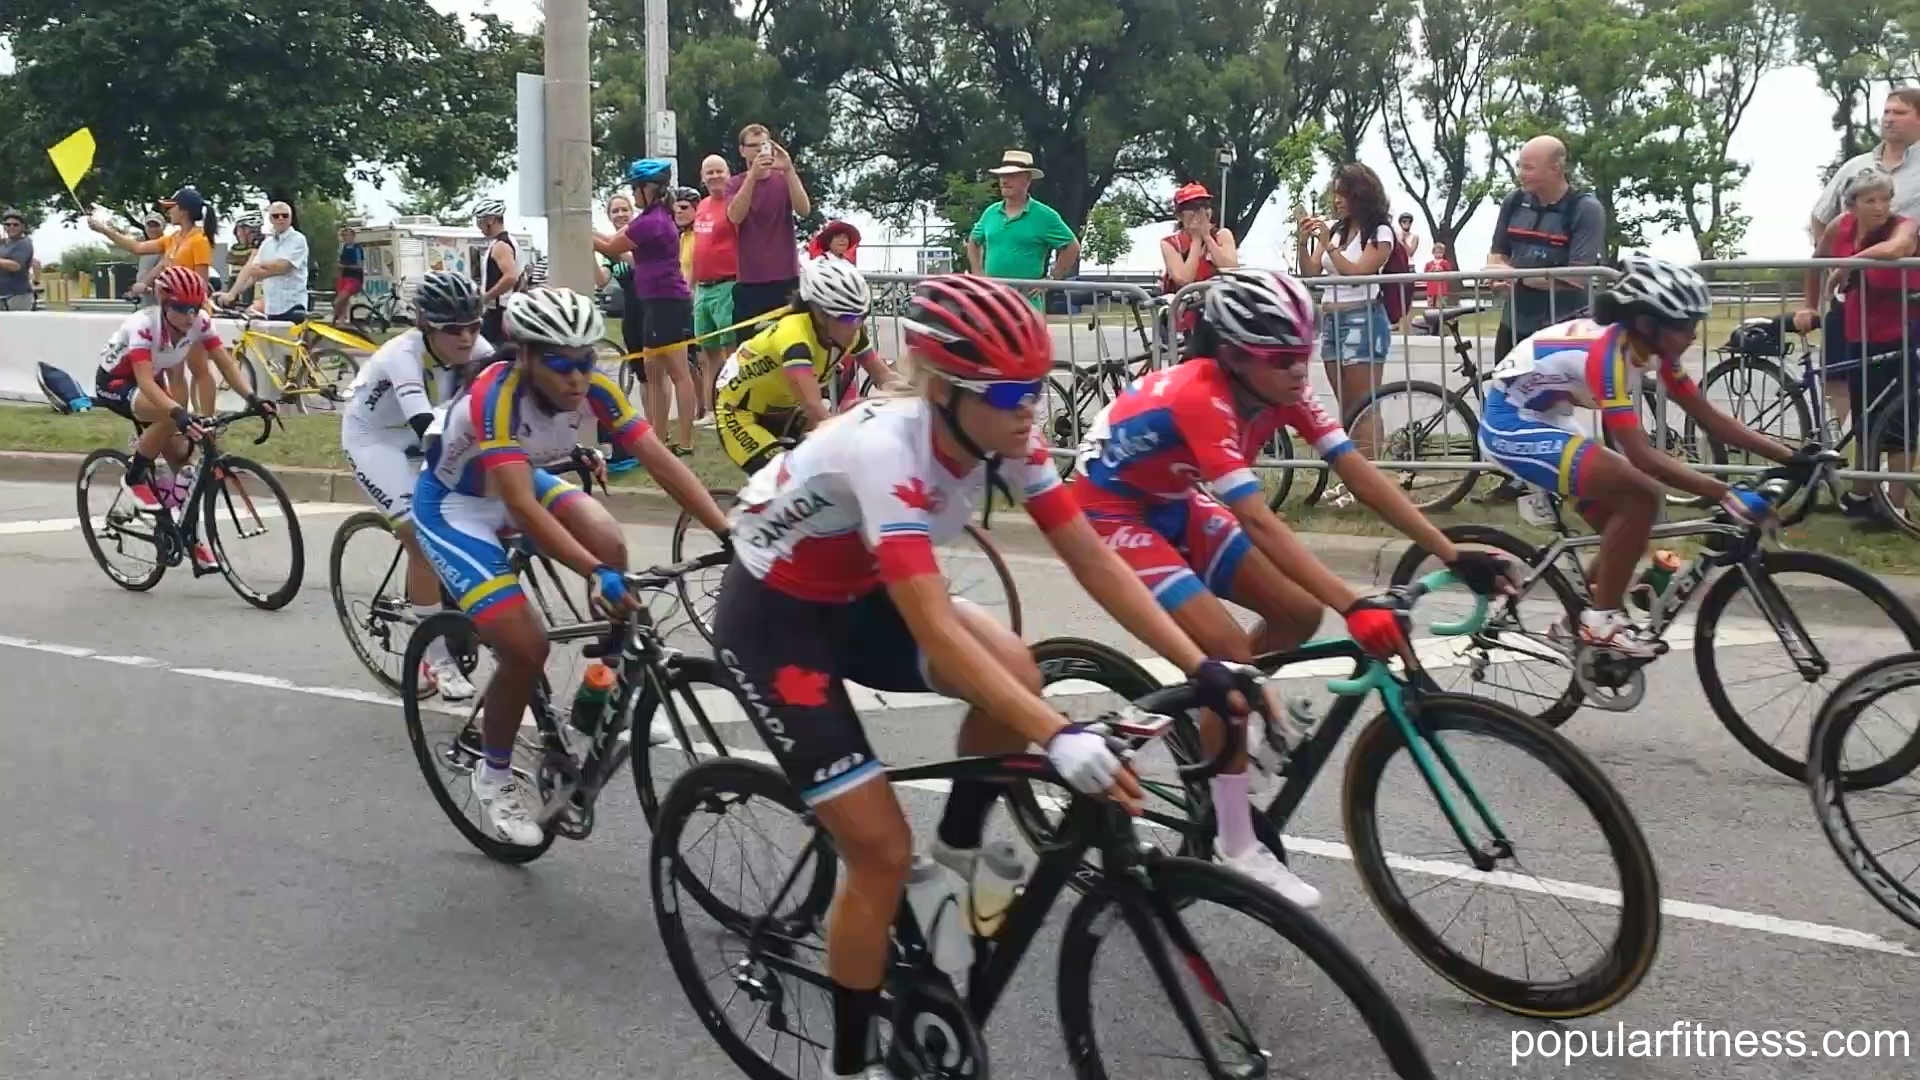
[0,5,1850,275]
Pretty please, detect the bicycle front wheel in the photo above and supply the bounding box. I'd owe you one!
[1809,652,1920,931]
[1864,398,1920,540]
[1058,857,1434,1079]
[201,455,304,610]
[1343,693,1661,1018]
[946,523,1021,633]
[671,488,737,645]
[631,654,769,831]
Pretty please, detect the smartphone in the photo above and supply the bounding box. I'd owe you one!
[759,142,774,163]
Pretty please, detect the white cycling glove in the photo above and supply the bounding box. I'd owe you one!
[1045,724,1125,795]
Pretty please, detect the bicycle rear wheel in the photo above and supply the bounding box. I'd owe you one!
[1864,398,1920,539]
[1343,693,1661,1018]
[947,523,1021,633]
[1808,652,1920,931]
[1345,380,1484,512]
[329,510,424,695]
[1058,857,1434,1079]
[76,448,168,591]
[201,455,304,610]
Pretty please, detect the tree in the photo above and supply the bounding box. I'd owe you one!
[1317,15,1410,168]
[1378,0,1519,249]
[391,168,487,227]
[1080,202,1135,269]
[0,2,534,220]
[1787,0,1910,173]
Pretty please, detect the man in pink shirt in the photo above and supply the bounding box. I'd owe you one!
[692,152,740,420]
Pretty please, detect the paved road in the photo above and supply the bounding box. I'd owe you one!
[2,479,1916,1079]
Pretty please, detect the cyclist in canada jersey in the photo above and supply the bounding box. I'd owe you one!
[1067,266,1513,910]
[94,265,271,572]
[412,287,733,848]
[340,271,492,700]
[713,274,1258,1080]
[1479,255,1794,655]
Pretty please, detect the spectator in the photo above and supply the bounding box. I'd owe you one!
[1159,182,1238,335]
[1794,164,1920,527]
[0,209,34,312]
[725,124,811,328]
[1485,136,1606,358]
[473,198,520,346]
[1423,241,1456,309]
[90,185,217,287]
[1810,89,1920,245]
[596,192,645,473]
[219,201,309,321]
[674,187,699,285]
[596,158,697,456]
[1396,212,1421,261]
[807,220,862,262]
[226,213,261,308]
[127,212,168,305]
[1297,162,1395,440]
[966,149,1080,308]
[333,226,366,325]
[691,154,739,425]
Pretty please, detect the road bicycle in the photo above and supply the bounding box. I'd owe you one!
[1040,295,1170,475]
[400,550,743,863]
[1024,570,1660,1019]
[1387,452,1920,783]
[215,307,378,414]
[344,286,405,340]
[650,668,1435,1079]
[75,402,305,610]
[1807,651,1920,932]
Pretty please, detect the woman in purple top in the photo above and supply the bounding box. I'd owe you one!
[595,157,697,456]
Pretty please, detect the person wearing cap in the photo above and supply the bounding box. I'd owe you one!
[219,201,309,322]
[966,149,1080,309]
[90,185,217,287]
[1159,182,1238,334]
[127,213,170,304]
[225,212,263,309]
[0,209,33,312]
[807,220,862,262]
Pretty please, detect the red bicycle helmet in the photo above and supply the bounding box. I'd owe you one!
[1173,182,1212,207]
[902,275,1052,381]
[155,265,208,308]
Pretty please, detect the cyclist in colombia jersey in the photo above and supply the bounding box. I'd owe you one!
[1480,255,1795,655]
[1067,266,1514,909]
[713,274,1259,1080]
[414,287,733,848]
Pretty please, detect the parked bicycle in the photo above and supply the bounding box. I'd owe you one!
[344,286,405,340]
[1028,570,1660,1019]
[1807,651,1920,932]
[214,307,377,414]
[1040,295,1171,473]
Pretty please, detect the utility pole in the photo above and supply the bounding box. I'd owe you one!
[543,0,594,292]
[644,0,675,178]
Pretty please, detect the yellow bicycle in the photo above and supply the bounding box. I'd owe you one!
[215,308,380,413]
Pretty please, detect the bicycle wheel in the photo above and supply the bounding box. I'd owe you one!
[1808,652,1920,930]
[651,759,841,1080]
[1388,525,1586,724]
[1343,692,1661,1018]
[307,346,361,410]
[1018,637,1168,850]
[671,488,738,645]
[1695,548,1920,784]
[1864,398,1920,540]
[1058,857,1434,1079]
[200,456,304,610]
[76,448,169,591]
[946,523,1022,633]
[329,511,425,696]
[631,654,768,830]
[1261,427,1299,510]
[1695,355,1813,466]
[1633,383,1710,507]
[1345,380,1484,512]
[402,612,556,863]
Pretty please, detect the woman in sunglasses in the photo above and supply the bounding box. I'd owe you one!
[713,273,1256,1080]
[711,256,900,475]
[412,286,732,847]
[1066,266,1513,911]
[340,271,493,700]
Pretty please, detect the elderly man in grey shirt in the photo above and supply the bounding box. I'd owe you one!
[0,209,34,312]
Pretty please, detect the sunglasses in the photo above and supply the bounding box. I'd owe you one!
[538,353,598,376]
[428,320,483,334]
[166,301,201,314]
[1236,342,1312,368]
[269,213,291,220]
[830,313,865,325]
[953,376,1046,410]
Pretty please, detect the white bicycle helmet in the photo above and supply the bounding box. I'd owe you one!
[1600,254,1711,324]
[234,211,264,230]
[504,287,605,348]
[1201,267,1318,352]
[472,197,507,221]
[797,256,871,317]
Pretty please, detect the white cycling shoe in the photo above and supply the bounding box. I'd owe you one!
[648,714,675,746]
[1578,609,1659,659]
[1217,843,1323,910]
[471,769,545,846]
[424,657,477,702]
[823,1064,900,1079]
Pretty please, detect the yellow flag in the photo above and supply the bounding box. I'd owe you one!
[47,128,97,194]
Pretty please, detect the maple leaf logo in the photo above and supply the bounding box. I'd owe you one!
[892,477,942,512]
[770,665,831,708]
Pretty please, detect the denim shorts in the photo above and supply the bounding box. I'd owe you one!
[1320,302,1392,365]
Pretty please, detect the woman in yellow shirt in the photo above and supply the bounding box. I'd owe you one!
[89,186,216,288]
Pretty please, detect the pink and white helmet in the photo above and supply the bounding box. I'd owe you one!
[1201,267,1318,354]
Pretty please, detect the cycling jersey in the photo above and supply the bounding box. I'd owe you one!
[715,312,873,417]
[731,396,1076,603]
[97,307,225,385]
[343,330,495,445]
[424,358,649,496]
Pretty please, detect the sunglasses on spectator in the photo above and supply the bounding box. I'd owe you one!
[538,353,598,376]
[951,376,1046,410]
[270,212,291,220]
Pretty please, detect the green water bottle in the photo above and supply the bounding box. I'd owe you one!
[569,661,615,736]
[1631,550,1682,612]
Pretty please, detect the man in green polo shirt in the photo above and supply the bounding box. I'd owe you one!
[966,149,1081,308]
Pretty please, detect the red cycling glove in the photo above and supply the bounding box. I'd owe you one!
[1343,597,1409,659]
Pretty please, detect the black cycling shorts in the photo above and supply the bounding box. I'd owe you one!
[713,561,930,805]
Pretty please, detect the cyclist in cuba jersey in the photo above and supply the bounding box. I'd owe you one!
[1068,267,1515,910]
[413,287,733,849]
[1479,255,1795,656]
[713,274,1259,1080]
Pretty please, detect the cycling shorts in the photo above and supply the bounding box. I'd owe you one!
[93,366,184,421]
[1477,387,1597,497]
[1072,486,1251,612]
[411,468,585,622]
[716,403,796,476]
[343,436,420,523]
[713,561,933,806]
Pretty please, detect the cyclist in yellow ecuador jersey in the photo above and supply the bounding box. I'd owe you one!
[714,257,902,473]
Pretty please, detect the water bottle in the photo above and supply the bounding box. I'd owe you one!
[904,854,970,977]
[568,661,615,736]
[1630,550,1682,612]
[965,842,1027,938]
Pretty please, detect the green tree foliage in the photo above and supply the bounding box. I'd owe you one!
[0,2,534,220]
[391,168,488,227]
[1080,202,1135,269]
[1786,0,1912,172]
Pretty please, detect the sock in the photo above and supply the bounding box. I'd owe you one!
[830,981,881,1076]
[481,746,513,783]
[414,605,450,664]
[1210,772,1254,858]
[126,453,154,486]
[935,780,1001,852]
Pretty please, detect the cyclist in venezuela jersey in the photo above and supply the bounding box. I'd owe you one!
[413,287,733,849]
[1479,255,1796,656]
[1067,267,1515,910]
[714,274,1262,1080]
[713,257,902,474]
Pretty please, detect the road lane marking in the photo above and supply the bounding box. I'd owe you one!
[0,501,363,537]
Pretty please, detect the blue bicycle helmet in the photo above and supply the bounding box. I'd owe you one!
[625,158,673,184]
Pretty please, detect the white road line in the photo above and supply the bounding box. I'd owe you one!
[0,501,362,537]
